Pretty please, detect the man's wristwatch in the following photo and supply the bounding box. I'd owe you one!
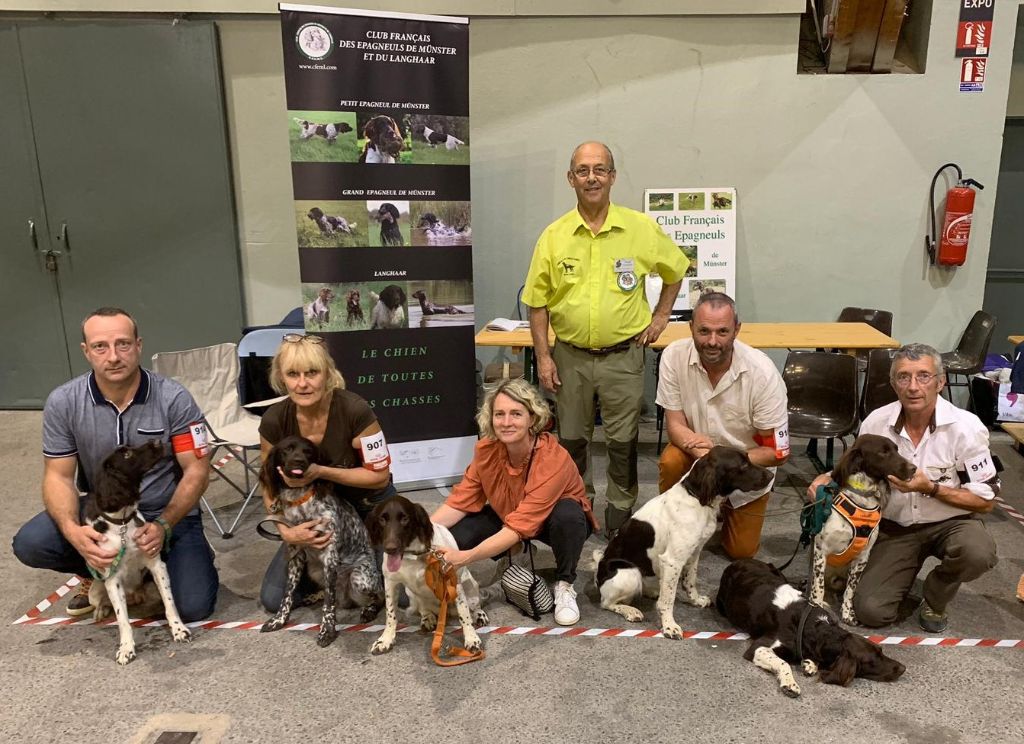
[928,481,940,497]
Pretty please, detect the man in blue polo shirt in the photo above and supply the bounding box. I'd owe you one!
[13,307,218,621]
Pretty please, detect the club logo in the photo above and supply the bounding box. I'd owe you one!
[617,271,638,291]
[296,23,334,61]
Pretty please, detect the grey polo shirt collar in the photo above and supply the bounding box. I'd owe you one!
[87,369,152,409]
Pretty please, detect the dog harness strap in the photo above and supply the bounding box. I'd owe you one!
[283,487,316,508]
[794,602,815,663]
[424,550,485,667]
[826,491,882,568]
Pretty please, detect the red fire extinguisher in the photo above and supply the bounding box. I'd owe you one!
[927,163,984,267]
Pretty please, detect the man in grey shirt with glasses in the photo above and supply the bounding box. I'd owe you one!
[808,343,999,633]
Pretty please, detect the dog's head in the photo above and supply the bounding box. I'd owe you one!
[334,122,353,134]
[365,495,434,573]
[411,290,426,302]
[259,435,321,500]
[681,446,773,506]
[378,284,407,310]
[318,287,335,302]
[417,213,439,228]
[377,203,400,224]
[364,115,403,157]
[818,633,906,687]
[832,433,915,491]
[93,440,166,512]
[307,207,325,222]
[347,289,360,306]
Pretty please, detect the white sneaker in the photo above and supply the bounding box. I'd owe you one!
[553,581,580,626]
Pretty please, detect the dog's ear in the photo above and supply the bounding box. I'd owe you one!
[411,501,434,548]
[364,500,386,547]
[681,454,718,506]
[819,639,859,687]
[258,447,281,502]
[831,443,865,487]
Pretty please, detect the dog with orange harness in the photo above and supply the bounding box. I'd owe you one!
[809,434,915,624]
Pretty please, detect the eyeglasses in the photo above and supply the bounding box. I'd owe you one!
[282,333,324,345]
[893,372,939,387]
[571,166,614,180]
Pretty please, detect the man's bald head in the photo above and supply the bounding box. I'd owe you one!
[570,141,615,171]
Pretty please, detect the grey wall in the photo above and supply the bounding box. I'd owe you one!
[6,2,1023,356]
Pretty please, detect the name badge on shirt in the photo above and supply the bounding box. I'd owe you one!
[963,452,996,482]
[614,258,635,273]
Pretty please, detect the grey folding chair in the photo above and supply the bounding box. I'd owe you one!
[152,342,284,538]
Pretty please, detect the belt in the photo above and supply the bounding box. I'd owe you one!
[565,339,635,356]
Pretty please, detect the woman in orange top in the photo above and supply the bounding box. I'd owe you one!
[433,379,597,625]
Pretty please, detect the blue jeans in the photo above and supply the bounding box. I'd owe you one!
[259,484,394,613]
[12,500,218,623]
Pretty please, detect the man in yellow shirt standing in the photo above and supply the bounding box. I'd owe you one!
[522,141,688,536]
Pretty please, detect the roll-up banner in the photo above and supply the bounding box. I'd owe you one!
[279,4,476,488]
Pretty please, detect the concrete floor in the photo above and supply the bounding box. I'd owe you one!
[2,409,1023,744]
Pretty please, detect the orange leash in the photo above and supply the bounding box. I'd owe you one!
[423,550,485,667]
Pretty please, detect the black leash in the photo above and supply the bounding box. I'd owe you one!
[795,602,816,663]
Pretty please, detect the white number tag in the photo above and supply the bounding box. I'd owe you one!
[963,451,996,482]
[359,430,391,471]
[773,426,790,458]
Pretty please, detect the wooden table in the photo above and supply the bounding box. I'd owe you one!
[476,321,900,353]
[1009,335,1023,346]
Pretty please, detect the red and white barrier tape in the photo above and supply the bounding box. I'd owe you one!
[13,576,81,625]
[211,451,236,471]
[995,496,1024,530]
[12,605,1024,648]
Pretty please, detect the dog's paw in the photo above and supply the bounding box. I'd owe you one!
[171,625,192,643]
[841,608,859,626]
[690,593,712,608]
[781,681,802,698]
[464,631,482,653]
[661,622,683,640]
[116,645,137,666]
[92,605,112,622]
[261,616,286,633]
[622,607,644,623]
[316,625,337,648]
[360,602,383,624]
[472,609,489,627]
[370,636,395,655]
[802,659,818,677]
[420,613,438,632]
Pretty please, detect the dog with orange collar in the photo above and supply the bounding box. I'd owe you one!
[258,435,383,647]
[809,434,915,624]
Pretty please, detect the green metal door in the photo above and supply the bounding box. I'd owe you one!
[0,25,74,408]
[17,20,244,379]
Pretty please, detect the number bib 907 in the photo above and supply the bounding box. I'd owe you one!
[360,430,391,471]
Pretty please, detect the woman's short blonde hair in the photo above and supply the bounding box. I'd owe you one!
[477,378,551,438]
[269,336,345,395]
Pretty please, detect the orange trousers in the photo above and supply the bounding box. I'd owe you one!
[657,444,770,560]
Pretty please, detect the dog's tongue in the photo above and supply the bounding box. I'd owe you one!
[386,553,402,572]
[290,468,304,477]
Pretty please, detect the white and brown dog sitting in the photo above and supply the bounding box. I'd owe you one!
[594,447,772,639]
[809,433,915,624]
[84,441,192,665]
[365,495,487,655]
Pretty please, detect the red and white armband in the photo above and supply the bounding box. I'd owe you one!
[171,422,209,458]
[755,426,790,459]
[359,430,391,471]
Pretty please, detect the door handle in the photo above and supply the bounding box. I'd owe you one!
[57,221,71,253]
[28,219,38,251]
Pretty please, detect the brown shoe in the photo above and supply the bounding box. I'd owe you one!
[66,579,95,617]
